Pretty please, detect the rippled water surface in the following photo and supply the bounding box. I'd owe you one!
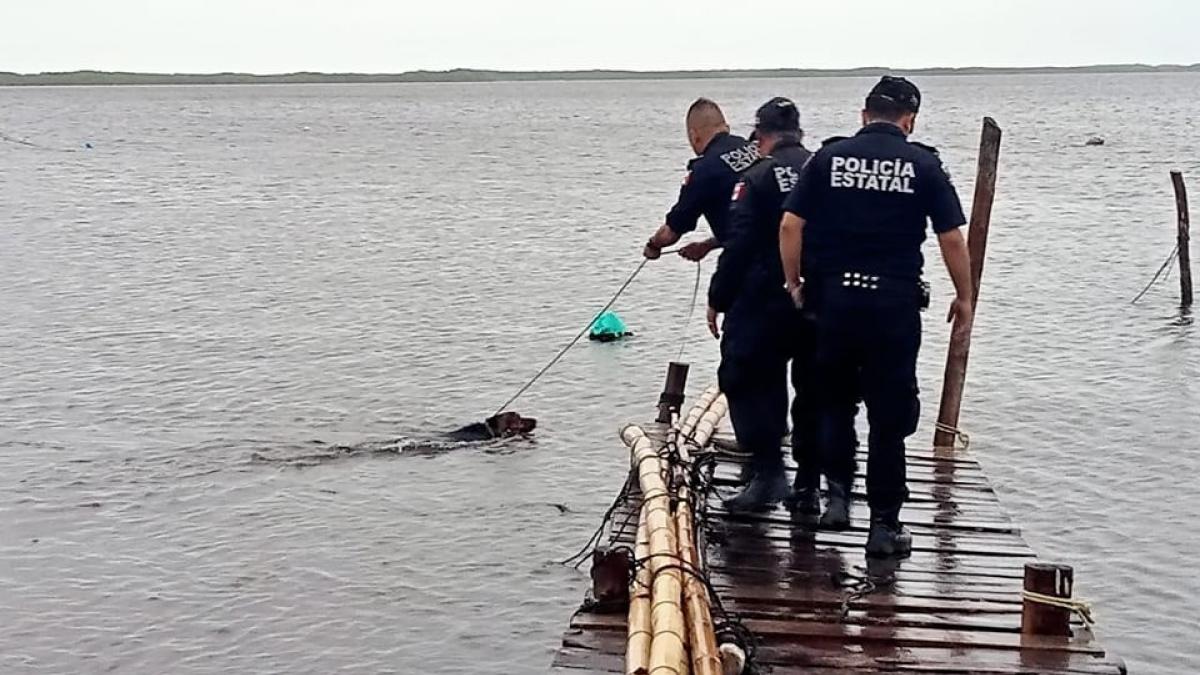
[1,75,1198,674]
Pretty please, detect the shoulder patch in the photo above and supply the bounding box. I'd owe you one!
[910,141,940,157]
[911,142,952,183]
[821,135,850,148]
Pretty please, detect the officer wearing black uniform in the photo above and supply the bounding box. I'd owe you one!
[644,98,758,261]
[707,97,814,512]
[779,77,974,555]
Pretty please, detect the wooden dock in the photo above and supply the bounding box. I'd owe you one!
[550,418,1126,675]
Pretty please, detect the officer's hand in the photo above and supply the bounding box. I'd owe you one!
[706,306,721,339]
[787,283,805,309]
[678,240,714,262]
[947,297,974,332]
[643,240,663,260]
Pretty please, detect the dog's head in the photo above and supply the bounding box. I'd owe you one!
[486,411,538,437]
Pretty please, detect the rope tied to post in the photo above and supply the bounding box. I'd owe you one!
[935,422,971,449]
[1022,590,1096,627]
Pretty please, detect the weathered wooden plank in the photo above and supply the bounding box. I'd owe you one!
[709,506,1020,534]
[611,508,1027,548]
[560,617,1123,674]
[572,613,1107,655]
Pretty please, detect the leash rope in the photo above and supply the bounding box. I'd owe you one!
[493,258,649,415]
[675,261,703,362]
[493,249,702,416]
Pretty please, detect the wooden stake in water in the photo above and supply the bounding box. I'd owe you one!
[1171,171,1193,308]
[934,117,1002,449]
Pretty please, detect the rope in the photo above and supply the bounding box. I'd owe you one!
[675,261,703,362]
[935,422,971,449]
[493,258,649,415]
[1131,244,1181,304]
[1022,590,1095,627]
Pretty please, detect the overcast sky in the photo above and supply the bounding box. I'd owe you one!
[4,0,1198,73]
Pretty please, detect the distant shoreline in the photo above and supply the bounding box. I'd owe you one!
[2,64,1199,86]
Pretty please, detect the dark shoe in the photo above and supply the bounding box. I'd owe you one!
[736,462,756,486]
[785,478,821,515]
[865,518,913,558]
[723,473,789,513]
[818,482,851,531]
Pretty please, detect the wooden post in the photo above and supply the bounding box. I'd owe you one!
[1171,171,1193,307]
[656,362,689,423]
[933,117,1002,448]
[1021,562,1073,636]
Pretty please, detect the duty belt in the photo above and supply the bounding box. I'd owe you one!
[829,271,930,309]
[839,271,883,290]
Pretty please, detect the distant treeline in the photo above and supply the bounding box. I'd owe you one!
[2,65,1199,86]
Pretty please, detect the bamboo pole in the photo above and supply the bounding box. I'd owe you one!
[1171,171,1193,307]
[672,393,726,675]
[934,117,1002,448]
[678,386,720,439]
[626,502,653,674]
[623,425,688,675]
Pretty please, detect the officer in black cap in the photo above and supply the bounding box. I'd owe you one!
[778,77,974,555]
[644,98,759,262]
[707,96,815,512]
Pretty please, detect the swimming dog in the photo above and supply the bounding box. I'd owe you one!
[447,411,538,442]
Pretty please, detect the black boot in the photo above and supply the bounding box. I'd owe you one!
[785,474,821,515]
[865,515,913,558]
[736,462,756,486]
[818,481,851,531]
[723,472,788,513]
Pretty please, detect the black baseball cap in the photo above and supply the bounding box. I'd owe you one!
[867,76,921,113]
[754,97,801,134]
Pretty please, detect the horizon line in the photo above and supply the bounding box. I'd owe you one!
[3,63,1199,86]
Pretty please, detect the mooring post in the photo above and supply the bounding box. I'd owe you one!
[1171,171,1193,308]
[656,362,690,423]
[1022,562,1074,636]
[933,117,1003,448]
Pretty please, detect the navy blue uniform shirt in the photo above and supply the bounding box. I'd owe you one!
[665,132,759,243]
[783,123,965,280]
[709,138,812,312]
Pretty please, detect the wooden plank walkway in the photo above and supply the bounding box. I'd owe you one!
[551,425,1126,675]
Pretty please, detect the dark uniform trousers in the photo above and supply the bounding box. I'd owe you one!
[811,277,921,516]
[718,291,793,476]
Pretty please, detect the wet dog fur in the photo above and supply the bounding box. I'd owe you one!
[447,412,538,442]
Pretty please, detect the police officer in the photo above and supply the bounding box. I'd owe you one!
[778,77,974,555]
[644,98,758,261]
[707,97,814,512]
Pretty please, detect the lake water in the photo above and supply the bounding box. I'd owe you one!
[1,74,1197,673]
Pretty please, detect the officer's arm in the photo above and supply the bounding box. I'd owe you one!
[938,229,972,303]
[660,168,710,238]
[647,168,711,258]
[779,152,823,291]
[924,156,972,324]
[707,181,756,313]
[779,212,805,290]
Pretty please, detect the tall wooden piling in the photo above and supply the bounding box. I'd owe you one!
[934,117,1003,448]
[1171,171,1193,307]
